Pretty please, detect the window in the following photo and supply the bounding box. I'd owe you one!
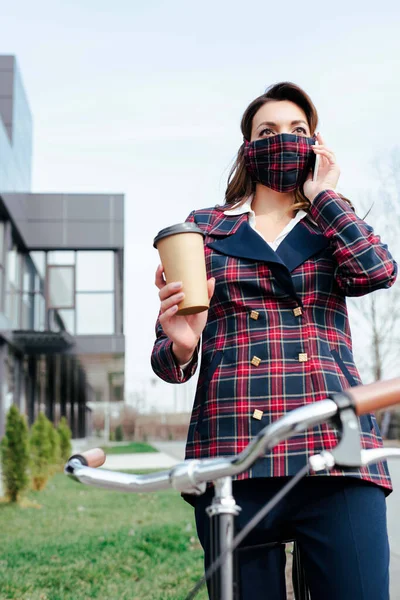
[0,222,5,265]
[47,251,75,266]
[29,253,45,331]
[76,251,114,292]
[57,309,75,334]
[74,251,115,335]
[76,293,114,335]
[30,251,46,278]
[33,250,118,335]
[47,265,75,309]
[34,294,45,331]
[5,245,21,328]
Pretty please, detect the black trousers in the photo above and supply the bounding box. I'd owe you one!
[194,476,390,600]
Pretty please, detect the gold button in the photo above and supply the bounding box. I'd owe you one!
[298,353,308,363]
[293,307,303,317]
[251,356,261,367]
[252,409,263,420]
[250,310,259,321]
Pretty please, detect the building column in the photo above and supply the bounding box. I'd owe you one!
[60,356,67,419]
[27,355,37,426]
[45,355,56,423]
[77,369,86,438]
[13,353,22,412]
[70,358,77,438]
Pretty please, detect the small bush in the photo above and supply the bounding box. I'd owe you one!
[57,417,72,463]
[115,424,124,442]
[48,422,61,473]
[1,405,30,502]
[30,412,52,491]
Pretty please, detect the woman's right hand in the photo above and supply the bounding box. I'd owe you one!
[155,264,215,365]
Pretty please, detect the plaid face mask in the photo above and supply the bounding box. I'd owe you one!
[243,133,316,193]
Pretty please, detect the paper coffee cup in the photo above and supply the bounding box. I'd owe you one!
[154,222,209,315]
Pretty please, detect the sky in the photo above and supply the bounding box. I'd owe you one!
[1,0,400,410]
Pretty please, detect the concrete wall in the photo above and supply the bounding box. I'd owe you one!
[68,334,125,355]
[0,192,124,249]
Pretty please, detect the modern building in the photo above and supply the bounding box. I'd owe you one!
[0,55,124,438]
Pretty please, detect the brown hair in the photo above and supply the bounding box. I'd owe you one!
[224,82,350,211]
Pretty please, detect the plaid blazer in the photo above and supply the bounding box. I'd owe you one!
[151,190,397,493]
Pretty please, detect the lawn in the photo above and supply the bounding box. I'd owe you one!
[100,442,158,455]
[0,472,207,600]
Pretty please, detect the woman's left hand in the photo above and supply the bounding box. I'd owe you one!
[303,132,340,202]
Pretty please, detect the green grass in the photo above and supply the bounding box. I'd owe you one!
[0,473,207,599]
[100,442,158,455]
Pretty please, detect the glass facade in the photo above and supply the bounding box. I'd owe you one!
[76,251,114,291]
[0,59,32,192]
[46,250,117,335]
[0,56,124,440]
[48,266,75,309]
[5,245,21,328]
[0,221,5,310]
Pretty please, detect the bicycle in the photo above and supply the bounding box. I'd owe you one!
[65,377,400,600]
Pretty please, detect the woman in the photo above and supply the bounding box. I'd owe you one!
[151,82,397,600]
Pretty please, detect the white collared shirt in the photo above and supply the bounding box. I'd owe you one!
[224,195,307,251]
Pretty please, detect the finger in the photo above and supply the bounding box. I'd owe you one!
[158,281,183,300]
[316,132,326,145]
[155,264,166,289]
[160,291,185,314]
[312,147,336,165]
[159,304,179,324]
[312,143,334,154]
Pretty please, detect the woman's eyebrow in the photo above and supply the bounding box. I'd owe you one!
[291,120,308,127]
[256,119,308,130]
[256,121,277,130]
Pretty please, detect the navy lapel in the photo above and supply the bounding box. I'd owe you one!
[276,219,330,272]
[207,221,300,303]
[208,221,286,267]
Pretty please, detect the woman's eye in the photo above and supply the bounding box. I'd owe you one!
[294,127,307,135]
[259,128,274,137]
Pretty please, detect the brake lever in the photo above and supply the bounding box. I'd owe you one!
[308,391,400,472]
[360,447,400,466]
[310,446,400,472]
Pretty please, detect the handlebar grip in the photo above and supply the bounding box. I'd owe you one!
[347,377,400,416]
[79,448,106,468]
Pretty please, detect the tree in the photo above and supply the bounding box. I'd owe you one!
[348,149,400,437]
[349,149,400,384]
[1,405,30,502]
[30,412,52,491]
[48,420,61,473]
[57,417,72,463]
[121,405,138,440]
[115,424,124,441]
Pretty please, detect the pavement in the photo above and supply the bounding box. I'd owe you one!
[100,452,179,470]
[100,441,188,470]
[71,438,184,470]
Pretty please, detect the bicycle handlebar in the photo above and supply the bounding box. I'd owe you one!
[71,447,106,468]
[65,377,400,495]
[348,377,400,415]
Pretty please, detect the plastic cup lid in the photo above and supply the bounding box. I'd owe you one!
[153,222,205,248]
